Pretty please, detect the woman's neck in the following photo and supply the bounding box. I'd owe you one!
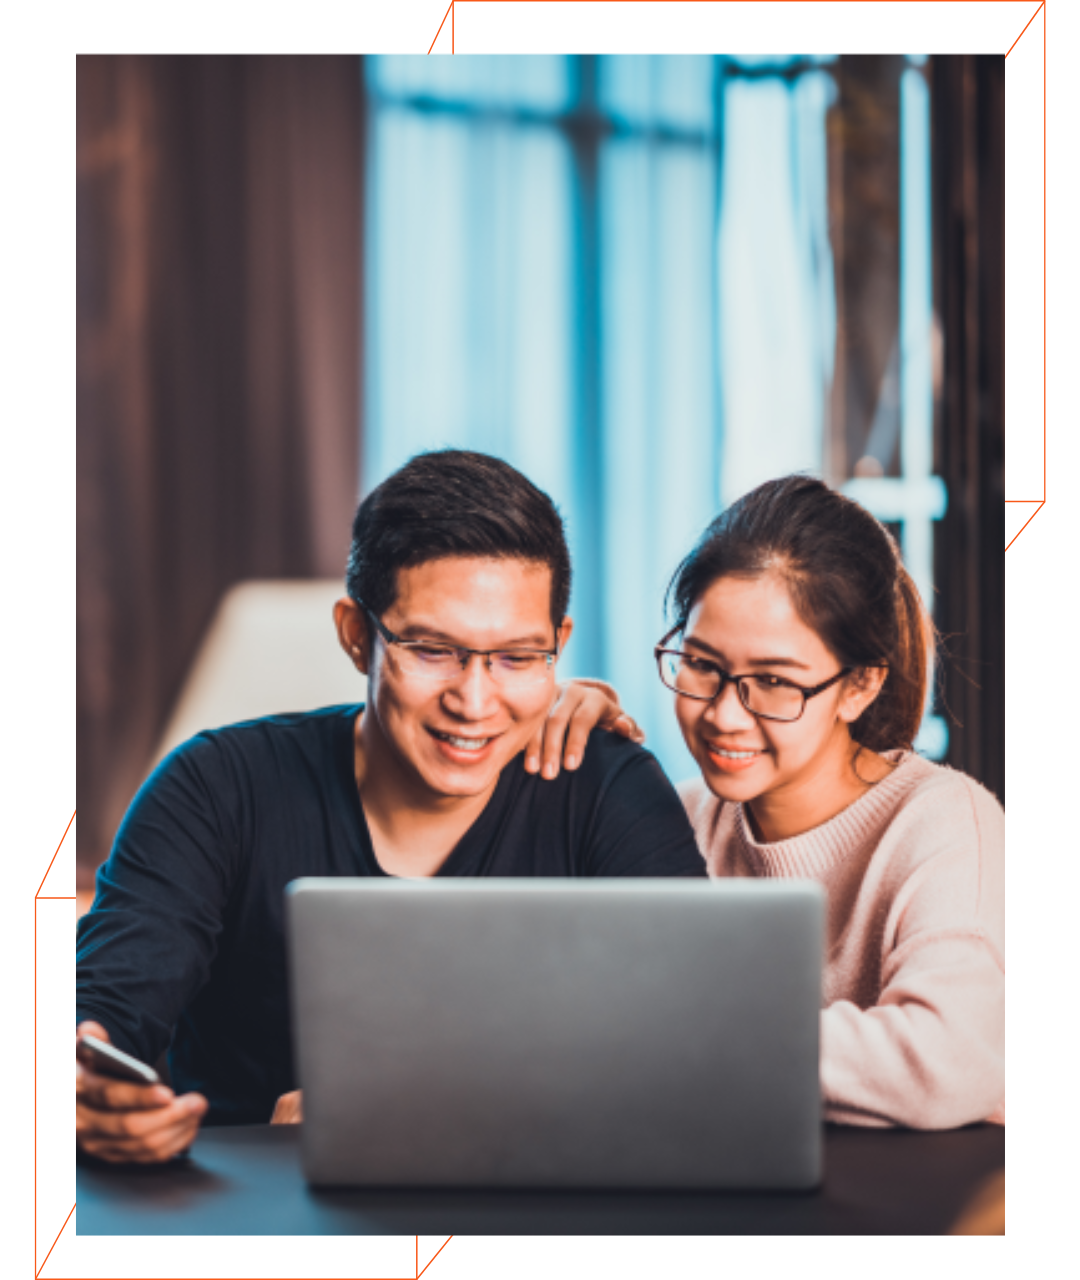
[745,737,895,845]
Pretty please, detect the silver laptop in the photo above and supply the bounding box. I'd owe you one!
[286,878,823,1189]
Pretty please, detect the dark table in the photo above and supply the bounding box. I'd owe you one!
[77,1122,1004,1235]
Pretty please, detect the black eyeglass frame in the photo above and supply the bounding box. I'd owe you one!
[654,625,854,723]
[357,600,561,676]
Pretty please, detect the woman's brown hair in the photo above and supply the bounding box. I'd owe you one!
[666,475,933,752]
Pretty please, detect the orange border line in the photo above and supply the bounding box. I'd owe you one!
[65,10,1039,1264]
[1005,0,1043,57]
[36,810,75,899]
[36,1203,75,1278]
[1005,500,1045,551]
[37,810,76,1277]
[428,0,455,52]
[1003,0,1047,546]
[418,1238,455,1279]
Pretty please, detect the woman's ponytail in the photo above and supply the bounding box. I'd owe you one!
[850,558,932,752]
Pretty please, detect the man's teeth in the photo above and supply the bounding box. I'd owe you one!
[436,732,493,752]
[713,747,758,759]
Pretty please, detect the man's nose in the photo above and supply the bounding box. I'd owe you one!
[702,679,756,732]
[441,654,502,719]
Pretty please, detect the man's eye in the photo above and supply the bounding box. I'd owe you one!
[753,674,784,688]
[495,652,543,670]
[683,655,715,673]
[413,645,457,663]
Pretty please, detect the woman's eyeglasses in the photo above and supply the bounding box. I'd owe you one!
[654,627,852,723]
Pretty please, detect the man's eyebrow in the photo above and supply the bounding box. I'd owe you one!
[395,623,554,648]
[682,636,811,671]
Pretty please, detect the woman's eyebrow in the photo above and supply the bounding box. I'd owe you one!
[682,636,811,671]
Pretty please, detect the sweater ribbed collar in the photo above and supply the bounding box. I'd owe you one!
[732,750,929,879]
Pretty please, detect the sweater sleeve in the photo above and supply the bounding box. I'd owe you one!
[820,779,1005,1129]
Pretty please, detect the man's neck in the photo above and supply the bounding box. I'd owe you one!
[353,708,501,877]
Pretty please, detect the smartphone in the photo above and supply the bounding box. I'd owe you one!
[77,1033,161,1086]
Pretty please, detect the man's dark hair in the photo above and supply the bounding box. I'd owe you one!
[345,449,572,629]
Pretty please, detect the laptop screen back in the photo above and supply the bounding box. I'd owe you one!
[287,878,823,1189]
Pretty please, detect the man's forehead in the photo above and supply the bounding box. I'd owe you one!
[387,556,557,642]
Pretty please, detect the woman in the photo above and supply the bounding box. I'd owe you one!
[548,474,1004,1130]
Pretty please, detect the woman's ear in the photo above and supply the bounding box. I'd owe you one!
[334,598,371,675]
[837,666,888,724]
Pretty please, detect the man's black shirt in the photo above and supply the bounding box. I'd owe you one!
[75,705,705,1123]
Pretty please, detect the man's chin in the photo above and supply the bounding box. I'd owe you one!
[420,761,505,800]
[417,737,520,800]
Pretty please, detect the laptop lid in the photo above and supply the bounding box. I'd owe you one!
[286,878,823,1189]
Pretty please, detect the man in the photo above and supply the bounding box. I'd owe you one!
[75,450,705,1163]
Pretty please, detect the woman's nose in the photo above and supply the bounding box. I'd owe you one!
[702,679,757,732]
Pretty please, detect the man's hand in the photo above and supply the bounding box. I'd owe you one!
[76,1021,208,1163]
[525,679,643,780]
[271,1090,303,1124]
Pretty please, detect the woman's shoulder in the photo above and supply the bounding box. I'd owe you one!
[866,754,1005,950]
[865,754,1004,911]
[886,753,1004,840]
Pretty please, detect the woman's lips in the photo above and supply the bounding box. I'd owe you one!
[703,742,765,774]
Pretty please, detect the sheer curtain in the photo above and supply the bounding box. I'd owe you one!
[716,60,837,506]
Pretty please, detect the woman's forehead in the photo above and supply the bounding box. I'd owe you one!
[685,573,832,663]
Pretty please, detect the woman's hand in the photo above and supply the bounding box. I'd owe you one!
[525,679,642,780]
[271,1090,303,1124]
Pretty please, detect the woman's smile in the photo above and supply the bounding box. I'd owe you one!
[703,741,768,772]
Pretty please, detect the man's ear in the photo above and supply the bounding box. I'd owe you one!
[555,616,574,657]
[837,666,888,724]
[334,598,371,675]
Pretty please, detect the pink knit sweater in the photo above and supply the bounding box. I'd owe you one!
[678,751,1005,1129]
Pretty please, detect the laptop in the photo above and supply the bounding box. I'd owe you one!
[286,877,824,1189]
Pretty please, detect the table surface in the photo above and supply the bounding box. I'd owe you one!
[77,1122,1004,1235]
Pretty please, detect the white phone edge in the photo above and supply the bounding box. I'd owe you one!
[79,1032,161,1085]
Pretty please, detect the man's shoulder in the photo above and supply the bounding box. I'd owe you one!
[569,727,668,785]
[171,704,360,761]
[147,704,361,804]
[558,731,694,823]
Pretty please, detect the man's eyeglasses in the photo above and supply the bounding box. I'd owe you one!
[654,627,852,723]
[358,601,560,689]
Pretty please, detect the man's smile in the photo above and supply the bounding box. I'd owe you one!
[425,725,507,765]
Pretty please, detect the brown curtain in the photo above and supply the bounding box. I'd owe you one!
[77,56,363,882]
[931,56,1005,804]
